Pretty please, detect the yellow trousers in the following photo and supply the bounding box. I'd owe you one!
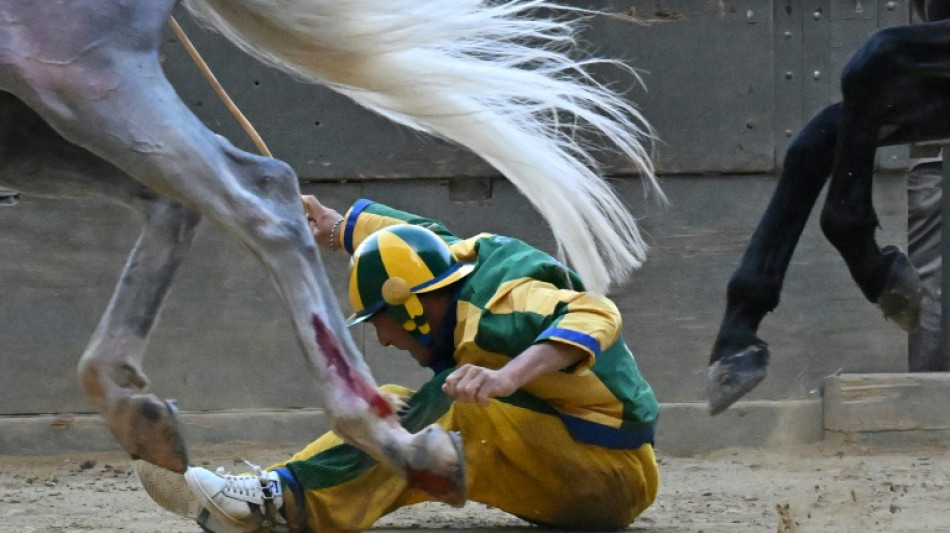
[271,382,659,532]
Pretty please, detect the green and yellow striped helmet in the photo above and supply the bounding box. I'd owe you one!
[346,224,474,345]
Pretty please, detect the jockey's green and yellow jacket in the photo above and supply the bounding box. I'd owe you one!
[339,199,659,449]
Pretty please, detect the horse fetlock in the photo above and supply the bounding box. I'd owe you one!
[707,344,770,416]
[111,362,150,390]
[77,362,109,415]
[404,424,467,507]
[332,417,466,506]
[876,245,921,331]
[78,357,150,404]
[726,271,781,313]
[78,357,187,471]
[107,394,189,473]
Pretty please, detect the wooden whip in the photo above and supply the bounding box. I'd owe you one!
[169,16,273,158]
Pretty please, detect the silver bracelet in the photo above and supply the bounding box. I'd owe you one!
[329,217,344,252]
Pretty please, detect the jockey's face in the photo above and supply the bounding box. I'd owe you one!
[368,311,432,367]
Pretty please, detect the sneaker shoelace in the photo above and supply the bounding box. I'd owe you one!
[215,462,275,501]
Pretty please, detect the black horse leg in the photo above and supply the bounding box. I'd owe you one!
[821,21,950,334]
[817,21,950,378]
[819,111,920,328]
[710,20,950,414]
[708,104,842,414]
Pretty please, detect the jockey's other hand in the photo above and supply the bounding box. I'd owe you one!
[443,364,517,406]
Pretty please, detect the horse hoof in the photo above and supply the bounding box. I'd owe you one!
[707,344,769,415]
[135,460,199,518]
[107,395,190,473]
[876,245,921,331]
[405,424,467,507]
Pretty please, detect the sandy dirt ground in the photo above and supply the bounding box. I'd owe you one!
[0,441,948,533]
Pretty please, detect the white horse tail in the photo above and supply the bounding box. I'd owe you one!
[183,0,664,294]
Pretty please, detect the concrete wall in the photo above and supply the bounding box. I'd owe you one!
[0,173,907,410]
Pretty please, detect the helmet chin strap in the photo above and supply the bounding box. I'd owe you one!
[399,293,434,346]
[412,327,435,347]
[382,277,434,345]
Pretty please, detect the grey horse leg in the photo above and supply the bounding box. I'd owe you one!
[0,90,201,471]
[0,1,464,500]
[79,201,201,471]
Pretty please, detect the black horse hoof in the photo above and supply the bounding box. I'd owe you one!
[876,245,921,331]
[707,344,769,415]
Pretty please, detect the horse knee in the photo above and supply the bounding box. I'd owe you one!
[220,141,299,199]
[233,152,300,200]
[229,171,314,252]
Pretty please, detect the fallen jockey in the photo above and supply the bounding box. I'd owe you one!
[140,196,661,532]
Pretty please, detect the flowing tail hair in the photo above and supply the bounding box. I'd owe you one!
[183,0,664,294]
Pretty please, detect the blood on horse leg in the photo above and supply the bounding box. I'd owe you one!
[311,313,394,419]
[310,312,466,506]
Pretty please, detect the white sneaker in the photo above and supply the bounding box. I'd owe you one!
[184,463,288,533]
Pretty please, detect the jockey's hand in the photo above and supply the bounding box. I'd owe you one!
[301,195,343,251]
[442,342,586,406]
[442,364,517,406]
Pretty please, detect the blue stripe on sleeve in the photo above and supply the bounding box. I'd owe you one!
[536,327,601,357]
[343,199,374,254]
